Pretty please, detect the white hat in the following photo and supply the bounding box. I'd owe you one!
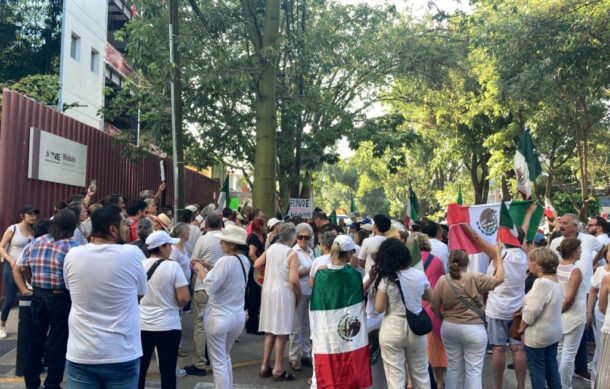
[361,223,373,232]
[334,234,357,252]
[145,230,180,249]
[185,205,198,213]
[267,217,281,230]
[212,225,247,245]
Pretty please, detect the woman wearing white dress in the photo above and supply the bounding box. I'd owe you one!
[557,237,586,389]
[192,225,251,389]
[254,223,301,381]
[288,223,314,371]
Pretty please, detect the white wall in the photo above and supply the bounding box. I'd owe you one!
[58,0,107,130]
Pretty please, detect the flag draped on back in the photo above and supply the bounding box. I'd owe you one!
[310,266,372,389]
[514,130,542,199]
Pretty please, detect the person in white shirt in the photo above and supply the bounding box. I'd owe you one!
[587,244,610,386]
[421,218,449,270]
[588,217,610,261]
[308,231,338,288]
[192,225,251,389]
[138,231,190,389]
[184,214,224,376]
[63,205,147,389]
[180,208,202,258]
[550,213,604,380]
[358,214,391,274]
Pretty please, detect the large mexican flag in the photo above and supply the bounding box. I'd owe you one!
[310,266,372,388]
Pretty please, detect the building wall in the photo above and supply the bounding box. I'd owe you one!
[58,0,107,130]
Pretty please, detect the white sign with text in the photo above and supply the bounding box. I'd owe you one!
[28,128,87,187]
[289,198,314,218]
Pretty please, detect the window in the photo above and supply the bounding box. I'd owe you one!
[90,48,99,73]
[70,33,80,60]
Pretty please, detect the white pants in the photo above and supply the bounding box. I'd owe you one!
[558,322,585,389]
[289,294,311,362]
[379,315,430,389]
[204,312,244,389]
[441,321,487,389]
[592,312,605,388]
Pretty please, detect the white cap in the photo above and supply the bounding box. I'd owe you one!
[361,223,373,232]
[334,235,357,252]
[267,217,281,230]
[185,205,198,213]
[145,230,180,249]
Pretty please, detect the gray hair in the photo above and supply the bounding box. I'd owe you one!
[143,198,156,207]
[170,222,190,239]
[278,222,297,244]
[319,231,338,249]
[408,232,431,252]
[136,218,153,240]
[295,222,313,236]
[139,189,155,200]
[561,213,579,225]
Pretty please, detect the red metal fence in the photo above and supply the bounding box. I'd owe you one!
[0,88,219,230]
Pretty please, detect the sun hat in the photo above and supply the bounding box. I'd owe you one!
[212,225,247,245]
[185,205,198,213]
[267,217,282,230]
[20,205,40,215]
[157,213,172,232]
[361,223,373,232]
[334,234,357,252]
[145,230,180,249]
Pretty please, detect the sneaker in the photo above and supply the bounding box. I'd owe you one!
[0,326,7,340]
[176,367,187,378]
[184,365,207,376]
[507,363,515,370]
[574,371,591,382]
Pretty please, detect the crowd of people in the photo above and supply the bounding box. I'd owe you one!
[1,184,610,389]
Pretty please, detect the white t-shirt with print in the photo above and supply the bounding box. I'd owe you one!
[550,233,604,290]
[358,235,387,274]
[64,244,147,364]
[140,258,189,331]
[485,248,528,320]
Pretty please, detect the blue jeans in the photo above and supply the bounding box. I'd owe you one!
[66,359,140,389]
[524,343,561,389]
[1,261,18,322]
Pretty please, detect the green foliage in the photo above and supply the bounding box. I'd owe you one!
[551,192,600,218]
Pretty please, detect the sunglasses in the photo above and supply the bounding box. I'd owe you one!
[297,235,311,241]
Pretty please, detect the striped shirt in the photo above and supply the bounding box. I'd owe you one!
[20,234,78,290]
[191,230,224,291]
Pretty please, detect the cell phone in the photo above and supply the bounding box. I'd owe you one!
[89,179,97,192]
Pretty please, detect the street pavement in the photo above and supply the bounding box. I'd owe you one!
[0,307,593,388]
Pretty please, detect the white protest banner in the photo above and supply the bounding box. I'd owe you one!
[289,198,314,218]
[28,128,87,187]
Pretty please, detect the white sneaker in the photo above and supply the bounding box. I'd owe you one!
[176,367,187,378]
[0,326,7,340]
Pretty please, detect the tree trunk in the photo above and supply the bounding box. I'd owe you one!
[501,176,510,200]
[469,153,490,204]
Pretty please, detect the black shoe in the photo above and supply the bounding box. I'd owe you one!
[507,363,514,370]
[301,357,313,367]
[184,365,207,376]
[246,329,265,335]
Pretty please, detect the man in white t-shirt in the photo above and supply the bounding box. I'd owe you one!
[550,213,605,380]
[420,218,449,270]
[63,205,147,388]
[358,214,391,274]
[185,214,224,376]
[588,216,610,261]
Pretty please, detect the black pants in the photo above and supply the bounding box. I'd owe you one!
[25,289,71,389]
[245,266,261,332]
[139,330,181,389]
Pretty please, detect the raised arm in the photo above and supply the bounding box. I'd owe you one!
[520,201,539,250]
[461,223,496,259]
[491,243,505,285]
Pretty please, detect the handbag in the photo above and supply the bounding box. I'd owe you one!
[395,278,433,336]
[508,311,523,341]
[444,275,487,325]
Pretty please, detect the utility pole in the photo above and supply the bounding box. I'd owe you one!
[169,0,184,218]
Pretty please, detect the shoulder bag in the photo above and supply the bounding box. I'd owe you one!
[395,277,433,336]
[234,255,247,284]
[444,274,487,325]
[146,259,166,281]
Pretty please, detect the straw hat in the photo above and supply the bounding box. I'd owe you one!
[157,213,172,232]
[212,225,247,245]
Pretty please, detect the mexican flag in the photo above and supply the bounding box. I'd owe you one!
[447,200,544,254]
[403,188,419,227]
[514,130,542,199]
[544,196,557,219]
[310,266,372,388]
[216,175,231,210]
[498,201,521,247]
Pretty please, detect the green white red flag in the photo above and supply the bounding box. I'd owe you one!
[514,130,542,199]
[310,266,371,388]
[498,201,521,247]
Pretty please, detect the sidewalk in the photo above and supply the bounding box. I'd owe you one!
[0,307,313,388]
